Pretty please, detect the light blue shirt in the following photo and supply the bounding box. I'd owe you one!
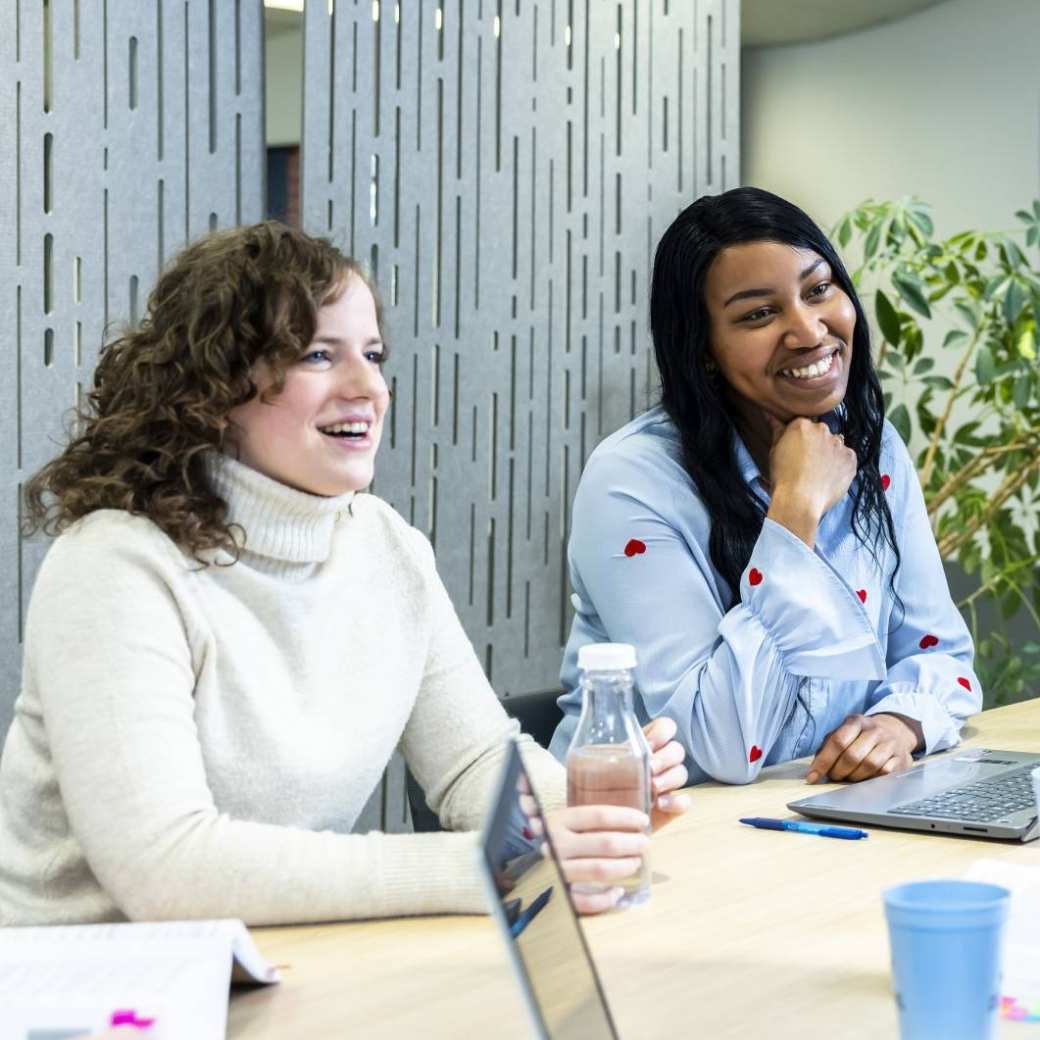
[549,406,981,784]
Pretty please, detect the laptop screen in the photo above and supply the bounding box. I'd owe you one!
[480,740,619,1040]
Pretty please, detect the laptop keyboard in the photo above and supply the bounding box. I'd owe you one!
[890,765,1039,824]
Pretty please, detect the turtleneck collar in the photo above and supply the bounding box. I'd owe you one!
[203,452,356,564]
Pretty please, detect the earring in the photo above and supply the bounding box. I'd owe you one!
[704,358,718,376]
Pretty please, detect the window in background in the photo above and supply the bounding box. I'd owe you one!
[266,146,300,225]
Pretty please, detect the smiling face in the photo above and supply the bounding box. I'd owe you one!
[703,240,856,430]
[226,275,390,496]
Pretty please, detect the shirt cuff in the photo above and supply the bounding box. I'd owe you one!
[865,688,965,754]
[742,519,886,680]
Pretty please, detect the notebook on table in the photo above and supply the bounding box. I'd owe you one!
[0,918,279,1040]
[479,739,620,1039]
[788,748,1040,841]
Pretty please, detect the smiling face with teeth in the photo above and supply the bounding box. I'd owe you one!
[227,275,390,496]
[704,240,856,432]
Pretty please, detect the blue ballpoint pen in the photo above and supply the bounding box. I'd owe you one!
[739,817,869,840]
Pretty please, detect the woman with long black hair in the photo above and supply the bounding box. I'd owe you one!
[550,187,979,785]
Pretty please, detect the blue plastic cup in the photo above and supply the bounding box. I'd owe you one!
[883,880,1010,1040]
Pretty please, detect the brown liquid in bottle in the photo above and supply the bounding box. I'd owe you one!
[566,745,649,811]
[566,744,651,905]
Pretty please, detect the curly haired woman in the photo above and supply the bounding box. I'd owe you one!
[0,222,688,927]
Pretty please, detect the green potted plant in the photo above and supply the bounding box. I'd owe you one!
[836,198,1040,705]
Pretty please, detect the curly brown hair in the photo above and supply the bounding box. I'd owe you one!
[24,221,380,561]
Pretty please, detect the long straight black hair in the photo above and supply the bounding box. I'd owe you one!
[650,186,900,606]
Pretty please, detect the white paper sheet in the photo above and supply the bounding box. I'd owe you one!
[963,858,1040,1022]
[0,919,278,1040]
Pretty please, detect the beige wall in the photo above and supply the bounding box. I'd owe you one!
[741,0,1040,237]
[266,17,303,147]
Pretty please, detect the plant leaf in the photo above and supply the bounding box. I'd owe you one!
[944,329,969,348]
[908,205,934,238]
[1003,280,1027,325]
[913,357,935,375]
[889,403,911,444]
[892,271,932,319]
[975,345,996,385]
[864,220,883,261]
[875,289,902,347]
[954,301,980,329]
[1016,325,1037,360]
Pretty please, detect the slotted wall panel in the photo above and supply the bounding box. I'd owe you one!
[0,1,264,738]
[301,0,739,698]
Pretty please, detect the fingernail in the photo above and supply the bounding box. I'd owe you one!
[657,794,671,809]
[522,826,534,840]
[611,887,625,903]
[806,771,819,785]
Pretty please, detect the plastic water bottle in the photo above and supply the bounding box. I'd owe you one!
[565,642,652,907]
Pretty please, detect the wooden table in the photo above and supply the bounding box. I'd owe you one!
[229,700,1040,1038]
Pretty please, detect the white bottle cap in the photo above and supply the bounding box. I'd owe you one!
[577,642,637,671]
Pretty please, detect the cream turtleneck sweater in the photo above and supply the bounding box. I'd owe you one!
[0,454,565,926]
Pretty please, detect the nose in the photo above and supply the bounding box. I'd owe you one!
[781,301,826,350]
[337,354,388,402]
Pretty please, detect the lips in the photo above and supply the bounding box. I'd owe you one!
[776,346,843,387]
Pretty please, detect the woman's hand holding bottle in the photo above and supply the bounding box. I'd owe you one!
[522,716,690,915]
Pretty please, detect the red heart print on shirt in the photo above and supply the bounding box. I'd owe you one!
[748,568,763,586]
[749,745,763,763]
[623,539,646,557]
[957,677,972,692]
[881,473,891,491]
[856,589,867,603]
[919,634,939,649]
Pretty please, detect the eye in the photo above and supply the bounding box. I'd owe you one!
[739,306,774,324]
[300,349,333,365]
[364,348,386,365]
[808,281,832,299]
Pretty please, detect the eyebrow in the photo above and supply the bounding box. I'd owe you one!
[722,258,826,308]
[311,335,384,347]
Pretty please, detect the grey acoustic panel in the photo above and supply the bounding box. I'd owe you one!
[0,1,265,738]
[300,0,740,706]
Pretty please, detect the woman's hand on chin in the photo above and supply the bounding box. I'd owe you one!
[642,716,691,830]
[764,413,858,549]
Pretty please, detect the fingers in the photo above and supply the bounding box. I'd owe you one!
[807,715,915,784]
[643,715,678,751]
[844,745,914,783]
[651,762,688,797]
[559,804,650,833]
[806,715,866,783]
[654,791,691,815]
[562,856,644,885]
[518,792,539,818]
[651,791,691,832]
[571,886,625,915]
[825,729,885,782]
[650,739,686,783]
[557,828,649,862]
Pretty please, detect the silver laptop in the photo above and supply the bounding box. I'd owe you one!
[789,748,1040,840]
[480,740,620,1040]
